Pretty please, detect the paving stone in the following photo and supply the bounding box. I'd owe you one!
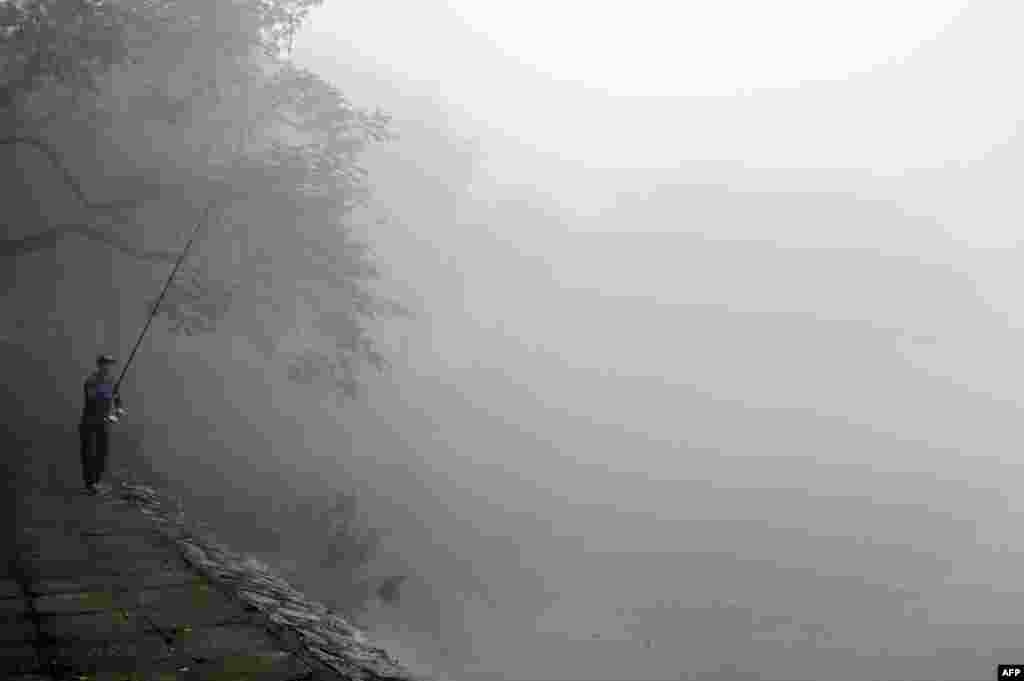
[15,536,63,553]
[27,555,188,579]
[41,634,176,674]
[40,608,149,641]
[47,654,313,681]
[16,526,59,539]
[78,526,163,538]
[32,577,111,596]
[0,642,40,675]
[186,650,314,681]
[11,537,47,555]
[0,615,35,644]
[86,533,171,555]
[87,545,173,565]
[0,579,24,599]
[85,550,177,568]
[138,585,252,630]
[140,582,234,610]
[48,663,189,681]
[34,589,134,615]
[173,623,283,657]
[148,608,264,634]
[0,596,28,618]
[80,501,158,518]
[31,569,196,596]
[37,655,181,679]
[18,541,93,565]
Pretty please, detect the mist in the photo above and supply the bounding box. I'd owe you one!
[291,2,1024,679]
[4,2,1024,680]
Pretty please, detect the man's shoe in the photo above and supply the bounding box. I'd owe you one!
[85,484,98,495]
[94,482,112,495]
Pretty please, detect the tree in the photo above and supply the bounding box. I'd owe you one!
[1,0,408,400]
[319,490,384,574]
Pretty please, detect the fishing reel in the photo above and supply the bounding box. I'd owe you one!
[105,406,127,425]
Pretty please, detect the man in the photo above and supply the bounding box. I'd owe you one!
[79,354,122,495]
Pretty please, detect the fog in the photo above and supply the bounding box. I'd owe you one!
[4,2,1024,680]
[290,2,1024,679]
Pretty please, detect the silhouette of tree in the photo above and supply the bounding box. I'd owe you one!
[1,0,407,398]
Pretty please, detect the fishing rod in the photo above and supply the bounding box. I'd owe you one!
[107,200,216,423]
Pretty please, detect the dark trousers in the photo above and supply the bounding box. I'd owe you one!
[78,423,109,487]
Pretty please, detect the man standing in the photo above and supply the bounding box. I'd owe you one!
[80,354,122,495]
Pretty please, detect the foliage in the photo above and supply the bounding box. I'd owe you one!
[265,488,408,613]
[1,0,408,400]
[0,0,159,108]
[319,490,385,573]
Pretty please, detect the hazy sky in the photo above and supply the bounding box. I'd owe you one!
[302,1,1022,174]
[286,3,1024,680]
[444,1,971,95]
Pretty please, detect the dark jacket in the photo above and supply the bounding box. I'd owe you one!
[81,370,121,426]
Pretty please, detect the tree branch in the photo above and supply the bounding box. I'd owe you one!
[0,221,177,262]
[0,135,157,213]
